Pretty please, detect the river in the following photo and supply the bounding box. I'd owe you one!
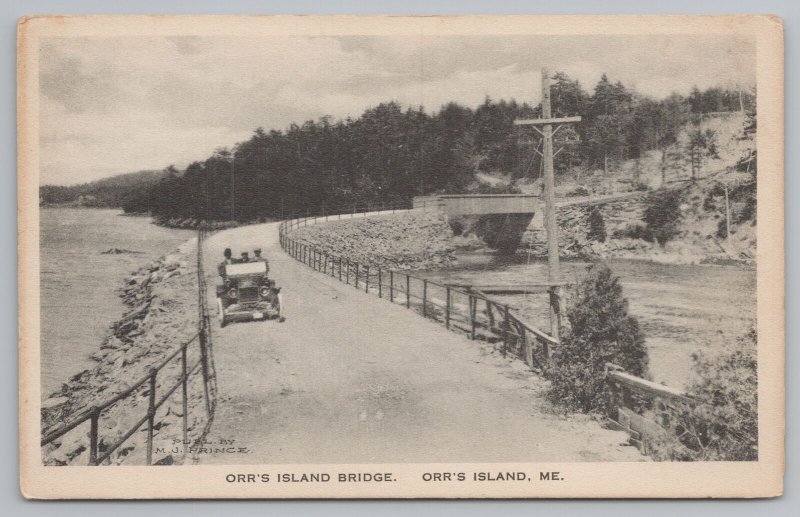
[39,208,194,398]
[417,252,756,389]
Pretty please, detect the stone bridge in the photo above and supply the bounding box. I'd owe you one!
[414,194,541,252]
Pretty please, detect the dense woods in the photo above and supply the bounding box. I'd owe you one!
[42,73,753,223]
[40,169,167,208]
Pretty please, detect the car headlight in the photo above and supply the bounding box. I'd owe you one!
[227,288,238,299]
[259,286,270,299]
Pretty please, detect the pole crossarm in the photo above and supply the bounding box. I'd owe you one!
[513,116,582,126]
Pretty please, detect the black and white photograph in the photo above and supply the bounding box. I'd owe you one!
[18,15,784,499]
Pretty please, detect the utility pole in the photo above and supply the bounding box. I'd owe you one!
[230,153,235,222]
[514,68,581,343]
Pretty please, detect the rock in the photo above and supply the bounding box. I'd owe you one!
[42,396,70,409]
[101,248,142,255]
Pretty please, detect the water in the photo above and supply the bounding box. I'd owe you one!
[39,208,194,398]
[417,252,756,389]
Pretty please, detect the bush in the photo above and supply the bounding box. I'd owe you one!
[674,327,758,461]
[643,188,684,245]
[612,222,651,241]
[587,207,607,242]
[566,186,590,198]
[471,182,522,195]
[547,264,649,413]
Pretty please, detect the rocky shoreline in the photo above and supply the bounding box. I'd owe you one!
[288,211,466,270]
[41,238,209,466]
[153,215,275,230]
[286,205,754,273]
[521,191,756,266]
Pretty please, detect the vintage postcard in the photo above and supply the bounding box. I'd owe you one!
[18,15,784,499]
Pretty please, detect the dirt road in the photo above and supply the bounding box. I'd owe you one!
[197,219,644,464]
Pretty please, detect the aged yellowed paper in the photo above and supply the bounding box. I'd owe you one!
[19,15,783,498]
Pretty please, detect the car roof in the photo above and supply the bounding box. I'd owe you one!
[225,261,267,277]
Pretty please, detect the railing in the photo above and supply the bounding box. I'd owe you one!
[40,229,216,465]
[276,200,726,459]
[604,362,695,455]
[277,203,560,371]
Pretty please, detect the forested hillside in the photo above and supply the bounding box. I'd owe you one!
[40,169,167,208]
[111,73,753,222]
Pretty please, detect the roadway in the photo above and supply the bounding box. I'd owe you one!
[196,217,645,464]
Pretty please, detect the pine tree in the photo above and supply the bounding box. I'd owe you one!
[547,264,648,413]
[587,207,607,242]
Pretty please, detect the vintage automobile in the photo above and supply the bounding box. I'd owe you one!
[216,260,284,327]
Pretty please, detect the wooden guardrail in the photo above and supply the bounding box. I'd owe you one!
[278,203,560,371]
[604,362,695,455]
[40,228,216,465]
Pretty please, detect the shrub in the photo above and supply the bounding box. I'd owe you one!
[587,207,607,242]
[674,327,758,461]
[643,188,684,245]
[547,264,649,413]
[612,222,651,241]
[566,186,590,198]
[472,182,522,195]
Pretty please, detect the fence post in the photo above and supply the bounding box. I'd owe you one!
[470,295,477,339]
[519,322,532,367]
[486,300,495,329]
[338,257,342,281]
[378,268,382,298]
[502,304,510,357]
[181,344,188,454]
[365,266,369,293]
[389,271,394,302]
[445,287,451,329]
[89,406,100,466]
[406,275,411,309]
[199,330,211,417]
[422,280,428,318]
[146,367,157,466]
[355,263,359,288]
[346,258,350,284]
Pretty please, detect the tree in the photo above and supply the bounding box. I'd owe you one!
[547,264,648,413]
[634,95,689,185]
[687,128,719,180]
[587,207,607,242]
[587,74,633,173]
[642,188,684,245]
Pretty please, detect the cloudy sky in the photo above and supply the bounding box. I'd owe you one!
[39,34,755,185]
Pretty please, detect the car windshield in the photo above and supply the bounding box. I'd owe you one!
[225,261,267,277]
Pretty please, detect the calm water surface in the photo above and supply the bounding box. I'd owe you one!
[39,208,194,398]
[418,252,756,389]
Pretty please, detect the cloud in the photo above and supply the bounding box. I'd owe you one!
[38,34,755,185]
